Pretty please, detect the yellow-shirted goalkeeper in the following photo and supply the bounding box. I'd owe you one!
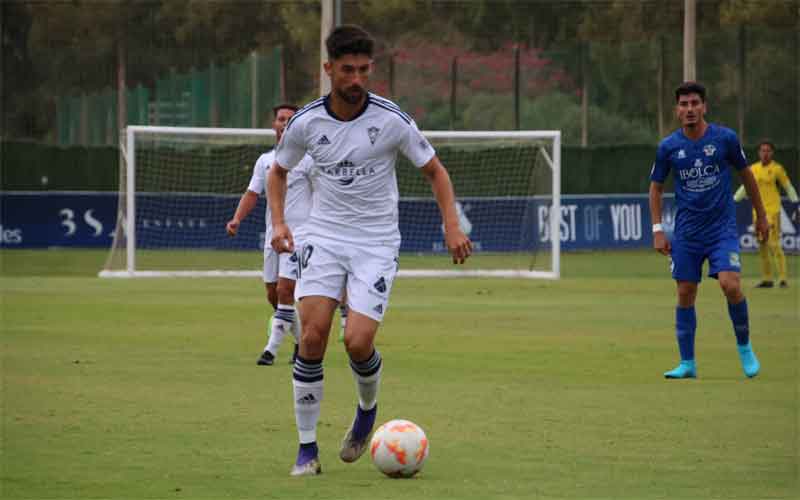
[734,140,799,288]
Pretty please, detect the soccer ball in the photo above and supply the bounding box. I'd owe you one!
[369,419,429,478]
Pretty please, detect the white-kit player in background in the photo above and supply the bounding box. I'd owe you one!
[226,104,313,366]
[267,25,473,476]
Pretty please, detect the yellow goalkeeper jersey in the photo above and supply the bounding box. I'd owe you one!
[749,160,791,215]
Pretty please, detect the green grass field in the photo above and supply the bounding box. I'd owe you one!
[2,249,798,500]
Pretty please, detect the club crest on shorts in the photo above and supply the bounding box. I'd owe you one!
[729,252,741,267]
[373,276,387,293]
[367,126,380,145]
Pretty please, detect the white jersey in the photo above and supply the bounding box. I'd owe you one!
[275,93,435,248]
[246,149,313,245]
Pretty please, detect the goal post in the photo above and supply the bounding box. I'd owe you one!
[100,126,560,279]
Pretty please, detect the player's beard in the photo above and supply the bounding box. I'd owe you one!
[337,84,365,105]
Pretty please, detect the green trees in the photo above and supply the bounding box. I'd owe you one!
[3,0,798,147]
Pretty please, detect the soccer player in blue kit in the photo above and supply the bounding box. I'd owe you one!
[649,82,769,379]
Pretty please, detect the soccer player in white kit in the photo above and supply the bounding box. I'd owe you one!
[226,104,313,365]
[268,25,472,476]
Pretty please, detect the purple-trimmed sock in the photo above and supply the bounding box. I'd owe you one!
[352,405,377,441]
[296,442,318,466]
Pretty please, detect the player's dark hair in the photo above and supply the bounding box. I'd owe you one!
[757,139,775,150]
[675,81,706,102]
[273,104,298,115]
[325,25,374,60]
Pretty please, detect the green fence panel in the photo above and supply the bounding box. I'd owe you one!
[2,140,796,195]
[1,141,118,191]
[126,84,151,126]
[191,67,210,127]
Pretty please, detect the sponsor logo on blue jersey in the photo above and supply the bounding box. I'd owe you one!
[678,161,721,193]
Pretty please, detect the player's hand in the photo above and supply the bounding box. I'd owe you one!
[755,214,769,242]
[270,223,294,253]
[225,219,239,237]
[653,231,671,256]
[445,227,472,264]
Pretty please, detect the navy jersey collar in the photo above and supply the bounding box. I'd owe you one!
[679,122,714,143]
[323,93,370,122]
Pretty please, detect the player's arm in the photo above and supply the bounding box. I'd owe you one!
[739,167,769,242]
[648,181,670,256]
[776,166,800,220]
[226,190,259,236]
[727,133,768,240]
[420,156,472,264]
[267,162,293,253]
[269,116,307,253]
[648,145,671,256]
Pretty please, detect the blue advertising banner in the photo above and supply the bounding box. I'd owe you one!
[1,192,118,248]
[2,192,798,253]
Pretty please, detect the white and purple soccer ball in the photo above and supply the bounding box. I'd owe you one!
[369,419,429,478]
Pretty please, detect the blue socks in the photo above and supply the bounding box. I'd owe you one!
[666,301,756,378]
[727,299,750,346]
[675,306,697,361]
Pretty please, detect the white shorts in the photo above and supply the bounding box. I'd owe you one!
[294,238,398,322]
[262,247,300,284]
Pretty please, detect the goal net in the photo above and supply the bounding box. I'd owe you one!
[100,126,561,279]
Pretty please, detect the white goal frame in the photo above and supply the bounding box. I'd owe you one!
[100,126,561,279]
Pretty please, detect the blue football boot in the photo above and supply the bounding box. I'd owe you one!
[664,360,697,379]
[737,343,760,378]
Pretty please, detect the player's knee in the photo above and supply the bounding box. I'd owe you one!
[719,276,742,298]
[343,333,373,360]
[266,285,278,309]
[676,283,697,306]
[300,323,327,349]
[276,281,295,305]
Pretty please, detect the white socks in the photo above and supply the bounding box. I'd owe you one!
[293,356,323,443]
[264,304,295,355]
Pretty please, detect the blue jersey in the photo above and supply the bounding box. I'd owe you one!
[650,123,747,241]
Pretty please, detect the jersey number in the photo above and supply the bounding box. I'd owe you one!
[296,245,314,279]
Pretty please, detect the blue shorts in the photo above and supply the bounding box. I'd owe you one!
[670,237,741,283]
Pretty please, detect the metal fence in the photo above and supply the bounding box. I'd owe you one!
[366,26,798,149]
[55,48,283,146]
